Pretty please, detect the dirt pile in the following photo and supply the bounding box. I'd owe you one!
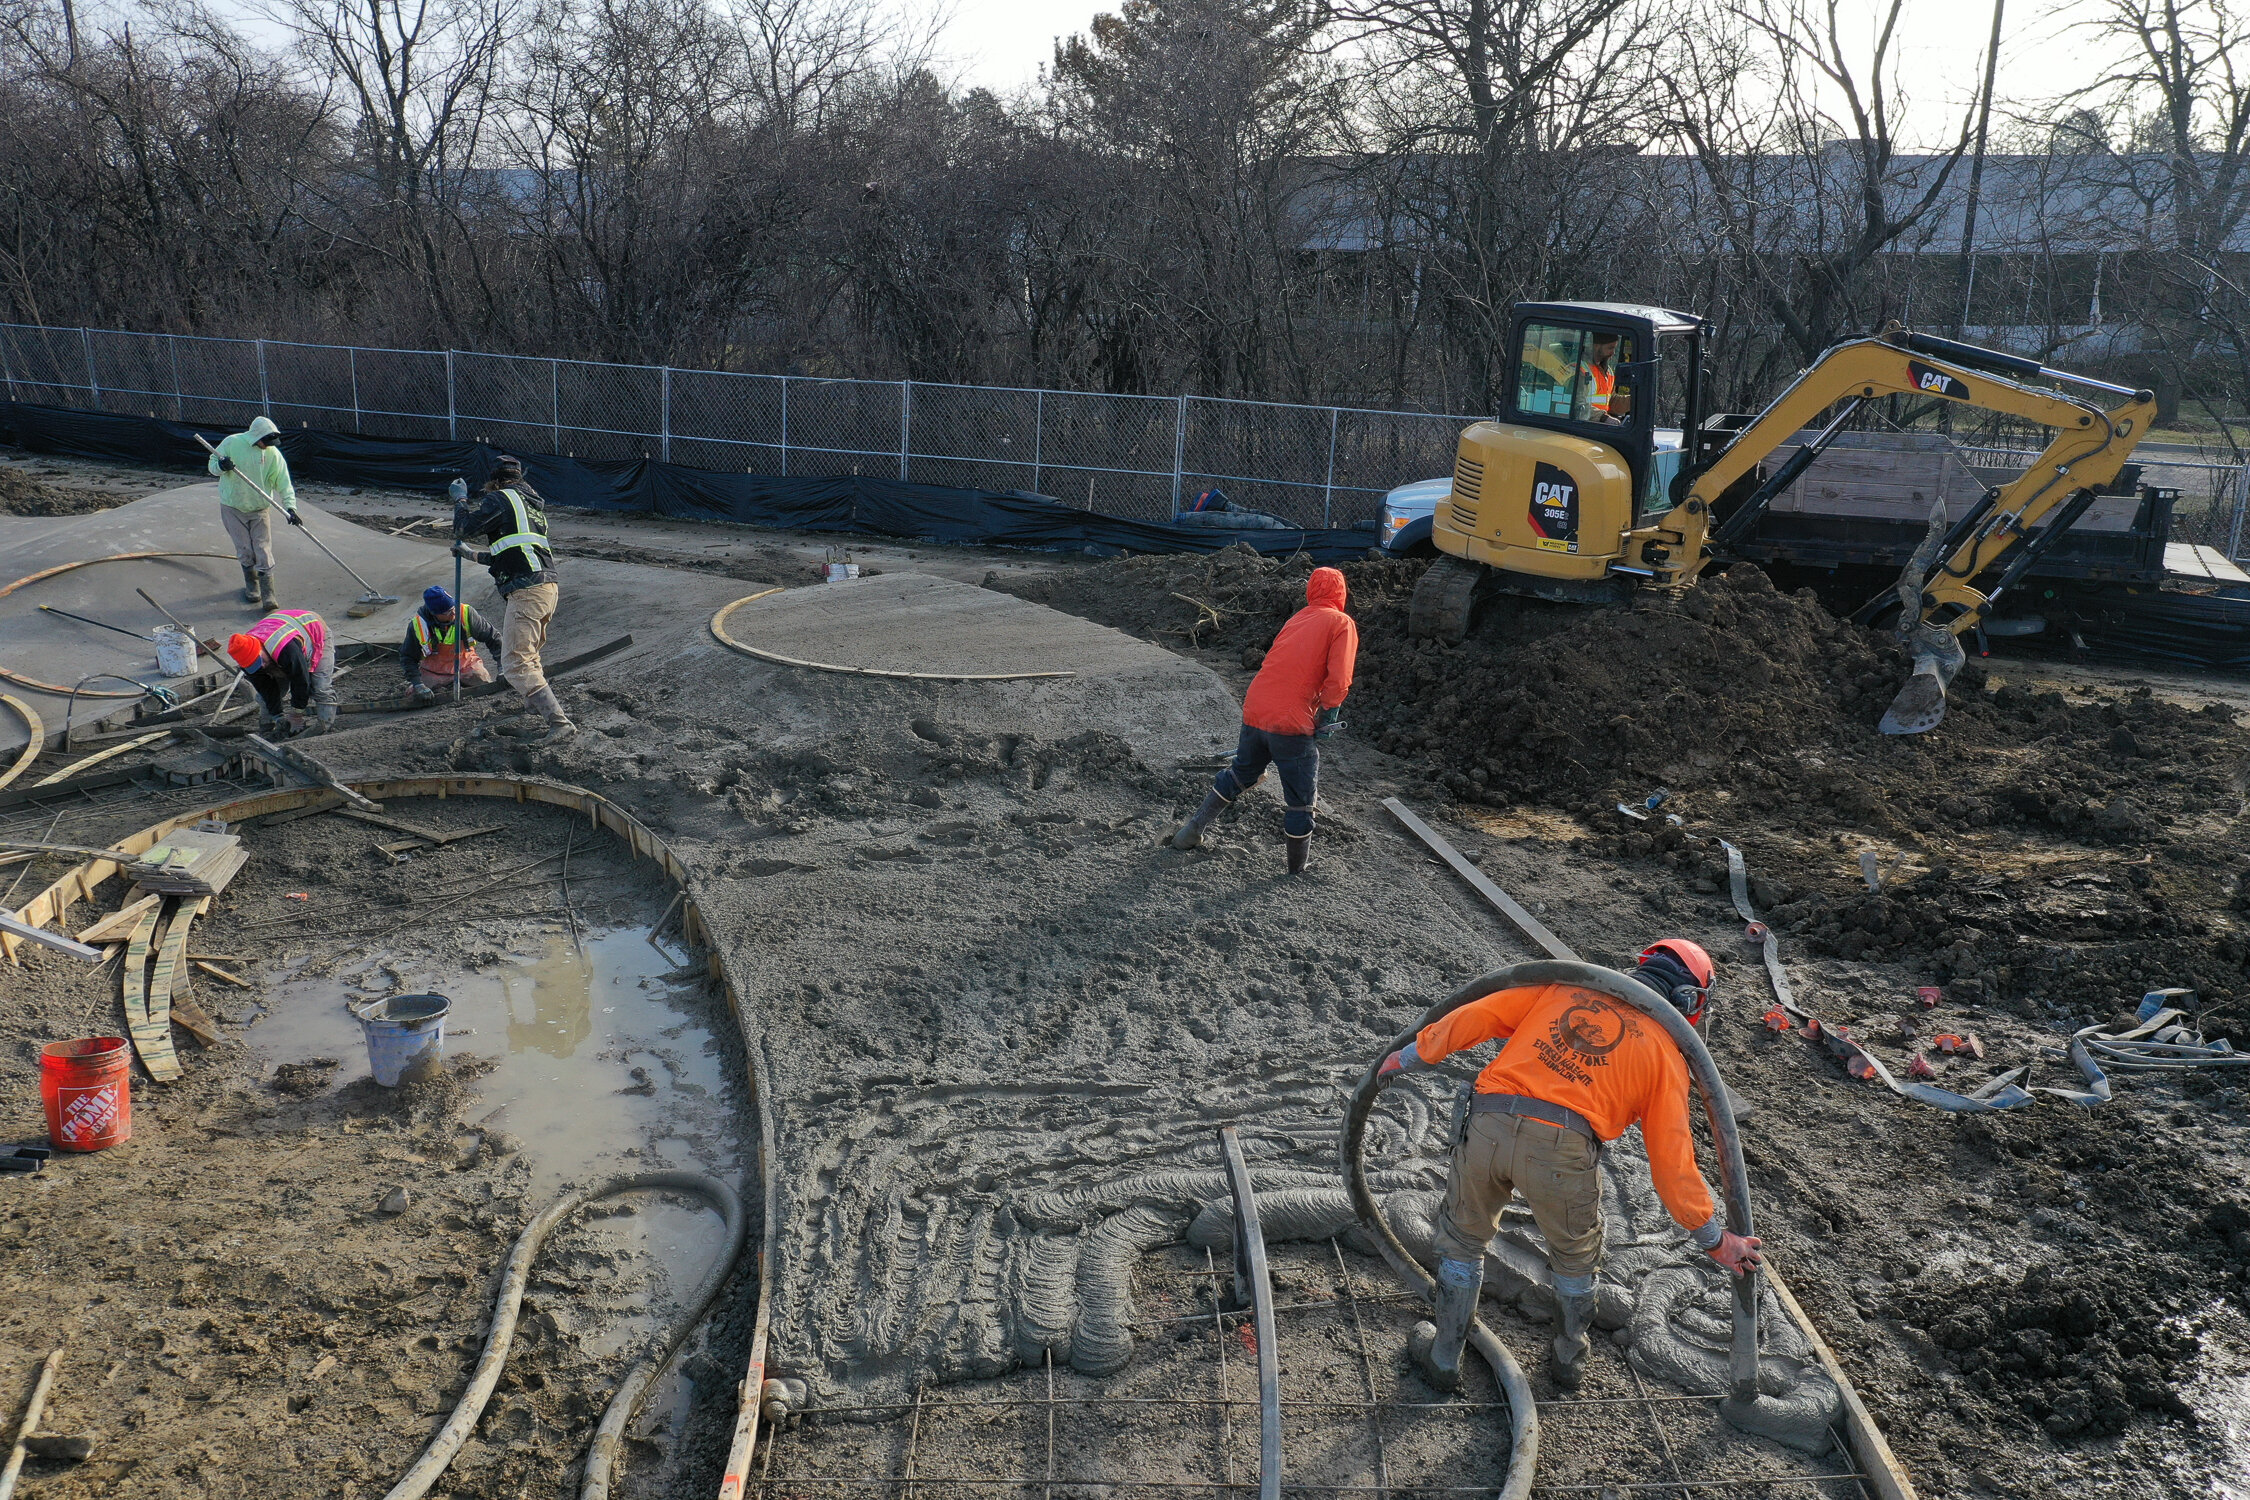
[997,546,2250,1034]
[0,463,116,516]
[1899,1261,2197,1440]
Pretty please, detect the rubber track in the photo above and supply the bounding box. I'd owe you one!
[1408,554,1482,642]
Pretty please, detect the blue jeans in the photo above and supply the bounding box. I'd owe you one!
[1214,725,1319,837]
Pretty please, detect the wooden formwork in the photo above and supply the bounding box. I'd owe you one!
[0,773,783,1493]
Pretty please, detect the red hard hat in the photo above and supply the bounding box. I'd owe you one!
[226,634,262,670]
[1640,937,1714,989]
[1639,937,1715,1024]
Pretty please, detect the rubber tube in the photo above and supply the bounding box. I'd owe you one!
[381,1170,747,1500]
[1343,960,1765,1485]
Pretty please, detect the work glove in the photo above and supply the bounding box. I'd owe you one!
[448,478,468,503]
[217,455,234,472]
[451,542,475,561]
[1376,1041,1429,1079]
[1707,1231,1764,1276]
[285,710,306,734]
[286,509,304,527]
[1314,706,1343,741]
[412,682,437,704]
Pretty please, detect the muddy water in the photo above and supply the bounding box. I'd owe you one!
[248,923,741,1443]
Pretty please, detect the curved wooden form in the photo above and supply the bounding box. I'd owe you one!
[0,696,44,792]
[0,773,780,1494]
[709,589,1077,682]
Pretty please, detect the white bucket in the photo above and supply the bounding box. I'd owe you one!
[154,625,199,677]
[355,992,451,1087]
[823,562,861,583]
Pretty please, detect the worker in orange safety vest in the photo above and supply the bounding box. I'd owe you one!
[1378,940,1761,1391]
[399,585,502,703]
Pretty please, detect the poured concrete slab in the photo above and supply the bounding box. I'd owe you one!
[0,482,747,754]
[713,571,1179,680]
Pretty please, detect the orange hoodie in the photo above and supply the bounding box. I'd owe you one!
[1241,567,1357,736]
[1415,982,1717,1234]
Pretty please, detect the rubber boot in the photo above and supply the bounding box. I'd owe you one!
[1550,1289,1597,1390]
[1285,833,1310,875]
[239,565,260,604]
[1407,1255,1484,1394]
[526,684,576,743]
[257,571,277,609]
[1171,788,1228,850]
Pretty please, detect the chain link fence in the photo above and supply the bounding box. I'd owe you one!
[0,324,1473,530]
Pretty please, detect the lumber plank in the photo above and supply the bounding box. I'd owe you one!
[191,959,249,987]
[31,731,173,787]
[169,991,222,1047]
[121,902,168,1080]
[141,895,207,1079]
[334,809,504,846]
[75,893,162,945]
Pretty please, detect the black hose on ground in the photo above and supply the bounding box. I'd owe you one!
[1342,961,1766,1499]
[380,1170,747,1500]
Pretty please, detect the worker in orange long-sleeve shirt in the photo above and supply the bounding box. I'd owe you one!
[1378,940,1762,1391]
[1171,565,1357,874]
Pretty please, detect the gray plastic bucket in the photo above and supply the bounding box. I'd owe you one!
[357,992,451,1087]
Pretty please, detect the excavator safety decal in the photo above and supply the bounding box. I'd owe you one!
[1528,461,1579,553]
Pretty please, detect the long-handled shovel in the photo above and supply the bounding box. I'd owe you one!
[194,433,400,617]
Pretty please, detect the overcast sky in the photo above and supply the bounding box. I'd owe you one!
[915,0,2120,147]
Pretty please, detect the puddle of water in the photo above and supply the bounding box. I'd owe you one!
[249,923,739,1437]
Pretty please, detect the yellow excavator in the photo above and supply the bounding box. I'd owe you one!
[1411,301,2157,733]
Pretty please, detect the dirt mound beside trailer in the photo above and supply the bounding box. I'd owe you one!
[994,546,2250,1033]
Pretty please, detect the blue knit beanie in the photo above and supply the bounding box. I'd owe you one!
[423,585,454,612]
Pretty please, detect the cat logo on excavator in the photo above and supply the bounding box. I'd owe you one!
[1528,462,1579,553]
[1406,300,2156,736]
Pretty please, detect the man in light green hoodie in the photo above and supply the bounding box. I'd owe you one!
[208,416,302,609]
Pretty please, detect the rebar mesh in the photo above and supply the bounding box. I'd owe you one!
[8,321,2245,558]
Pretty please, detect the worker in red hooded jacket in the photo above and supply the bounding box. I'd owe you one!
[1172,565,1357,874]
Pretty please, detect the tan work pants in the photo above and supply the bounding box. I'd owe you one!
[222,505,274,574]
[1433,1108,1606,1278]
[501,583,559,696]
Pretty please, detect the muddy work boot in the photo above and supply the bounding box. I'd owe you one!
[1408,1255,1484,1394]
[1550,1288,1598,1390]
[1171,788,1228,850]
[1286,833,1310,875]
[239,565,260,604]
[525,685,576,744]
[256,571,278,609]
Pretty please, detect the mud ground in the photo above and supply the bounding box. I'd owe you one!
[0,800,754,1499]
[5,452,2250,1497]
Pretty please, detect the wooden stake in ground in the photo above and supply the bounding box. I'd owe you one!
[0,1348,62,1500]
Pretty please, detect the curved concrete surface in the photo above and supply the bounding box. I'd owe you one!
[0,482,749,753]
[713,572,1165,680]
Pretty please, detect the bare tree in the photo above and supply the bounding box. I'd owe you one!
[1660,0,1975,380]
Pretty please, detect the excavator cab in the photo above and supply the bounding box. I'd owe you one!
[1412,303,1706,638]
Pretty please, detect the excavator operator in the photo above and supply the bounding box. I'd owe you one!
[1585,331,1624,422]
[1379,939,1761,1391]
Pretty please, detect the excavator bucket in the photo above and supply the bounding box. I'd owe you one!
[1878,499,1965,736]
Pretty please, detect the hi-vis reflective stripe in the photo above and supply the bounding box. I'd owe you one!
[410,603,472,651]
[490,489,550,564]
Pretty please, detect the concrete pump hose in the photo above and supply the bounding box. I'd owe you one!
[380,1170,747,1500]
[1343,962,1764,1492]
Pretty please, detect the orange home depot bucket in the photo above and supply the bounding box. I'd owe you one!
[40,1037,131,1152]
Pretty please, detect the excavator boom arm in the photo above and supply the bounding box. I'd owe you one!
[1645,334,2155,636]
